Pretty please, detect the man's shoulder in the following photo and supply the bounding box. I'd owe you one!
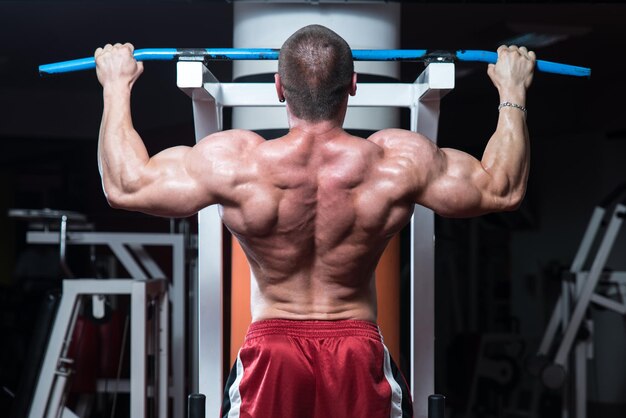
[214,129,265,143]
[197,129,265,150]
[367,128,430,149]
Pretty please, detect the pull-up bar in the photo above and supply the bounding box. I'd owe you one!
[39,48,591,77]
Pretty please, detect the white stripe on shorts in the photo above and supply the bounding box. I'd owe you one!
[227,355,245,418]
[382,345,403,418]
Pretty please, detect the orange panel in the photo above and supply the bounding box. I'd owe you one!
[230,240,252,365]
[375,234,401,363]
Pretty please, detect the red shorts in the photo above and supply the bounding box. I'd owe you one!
[221,319,413,418]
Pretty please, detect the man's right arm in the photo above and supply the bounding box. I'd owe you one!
[95,43,263,218]
[372,45,535,218]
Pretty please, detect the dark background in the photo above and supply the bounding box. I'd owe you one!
[1,1,626,417]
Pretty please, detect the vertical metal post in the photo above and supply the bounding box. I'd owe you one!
[554,204,625,366]
[177,60,225,414]
[409,62,453,418]
[159,287,170,418]
[131,281,147,418]
[29,286,81,418]
[410,202,435,418]
[197,205,224,413]
[59,215,73,278]
[574,336,587,417]
[171,235,186,418]
[537,207,605,356]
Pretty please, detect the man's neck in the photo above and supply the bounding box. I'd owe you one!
[287,116,345,138]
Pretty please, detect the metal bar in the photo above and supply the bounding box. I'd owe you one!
[415,63,455,100]
[128,244,167,279]
[53,279,134,294]
[575,337,587,418]
[159,289,169,418]
[29,285,80,418]
[554,204,626,365]
[233,82,413,107]
[197,207,224,415]
[216,83,416,108]
[409,63,452,418]
[27,231,183,245]
[590,293,626,315]
[180,64,225,404]
[39,48,590,77]
[45,376,68,418]
[537,206,604,355]
[571,207,605,272]
[131,281,147,418]
[410,207,435,418]
[455,50,589,77]
[59,215,74,278]
[605,271,626,283]
[180,73,225,414]
[109,243,148,280]
[561,280,570,333]
[170,234,186,418]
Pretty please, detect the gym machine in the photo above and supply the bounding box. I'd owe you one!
[174,48,454,417]
[8,209,187,418]
[527,185,626,417]
[38,42,590,418]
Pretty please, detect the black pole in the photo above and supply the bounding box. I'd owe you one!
[188,393,206,418]
[428,394,445,418]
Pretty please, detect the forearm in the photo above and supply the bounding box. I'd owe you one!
[480,87,530,208]
[98,85,149,201]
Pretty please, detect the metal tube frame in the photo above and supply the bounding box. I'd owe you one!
[554,203,625,367]
[533,201,626,418]
[537,207,605,356]
[26,231,185,418]
[28,279,167,418]
[178,59,454,418]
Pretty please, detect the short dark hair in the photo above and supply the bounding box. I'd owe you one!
[278,25,354,122]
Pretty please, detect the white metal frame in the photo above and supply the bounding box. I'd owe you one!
[28,279,168,418]
[534,201,626,418]
[178,59,455,418]
[26,231,186,418]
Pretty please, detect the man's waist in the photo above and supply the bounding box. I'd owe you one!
[245,318,381,340]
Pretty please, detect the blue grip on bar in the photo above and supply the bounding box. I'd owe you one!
[38,48,591,77]
[39,48,180,75]
[455,50,590,77]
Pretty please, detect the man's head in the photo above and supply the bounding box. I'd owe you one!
[277,25,355,122]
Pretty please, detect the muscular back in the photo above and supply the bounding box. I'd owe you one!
[217,129,415,321]
[97,42,531,321]
[106,118,525,323]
